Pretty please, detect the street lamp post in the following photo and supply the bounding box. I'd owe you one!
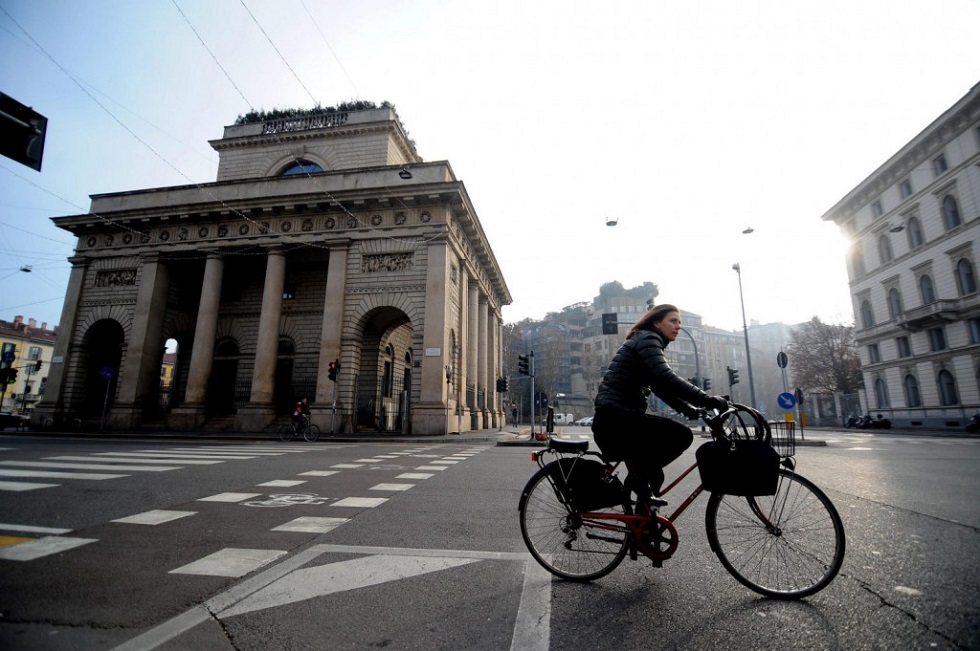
[732,263,757,409]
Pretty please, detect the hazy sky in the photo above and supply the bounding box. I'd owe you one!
[1,0,978,332]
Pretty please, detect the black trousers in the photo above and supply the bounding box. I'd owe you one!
[591,407,694,495]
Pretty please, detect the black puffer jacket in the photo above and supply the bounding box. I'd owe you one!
[594,329,712,417]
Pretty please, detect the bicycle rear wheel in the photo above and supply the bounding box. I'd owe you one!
[705,468,845,599]
[519,463,630,581]
[303,424,320,442]
[277,424,294,442]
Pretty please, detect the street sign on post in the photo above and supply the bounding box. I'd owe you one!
[776,351,788,368]
[601,313,618,335]
[777,392,796,410]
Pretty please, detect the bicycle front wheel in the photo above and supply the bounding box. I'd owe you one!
[303,424,320,442]
[277,424,294,442]
[519,464,630,582]
[705,468,846,599]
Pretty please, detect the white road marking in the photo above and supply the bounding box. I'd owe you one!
[511,560,552,651]
[331,497,388,508]
[169,548,287,578]
[355,458,387,463]
[197,492,261,502]
[415,465,447,471]
[397,473,434,480]
[0,480,58,491]
[298,470,339,477]
[167,448,285,456]
[331,464,364,469]
[218,553,481,618]
[895,585,922,596]
[93,452,250,460]
[258,480,307,487]
[370,483,414,491]
[0,461,180,472]
[0,536,98,561]
[46,455,221,466]
[271,517,348,534]
[431,460,459,465]
[112,510,197,525]
[0,469,128,480]
[0,523,72,535]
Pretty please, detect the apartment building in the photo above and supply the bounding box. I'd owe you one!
[821,82,980,429]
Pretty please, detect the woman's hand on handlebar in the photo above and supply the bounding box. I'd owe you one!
[705,395,729,413]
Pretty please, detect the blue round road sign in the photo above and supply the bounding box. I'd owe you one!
[99,366,114,380]
[777,392,796,410]
[1,351,14,364]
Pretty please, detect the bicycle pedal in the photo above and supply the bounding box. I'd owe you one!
[651,559,662,568]
[649,498,668,508]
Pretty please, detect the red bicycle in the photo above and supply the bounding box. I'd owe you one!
[518,404,845,599]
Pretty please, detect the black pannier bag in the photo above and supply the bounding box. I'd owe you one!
[695,439,780,496]
[548,458,624,511]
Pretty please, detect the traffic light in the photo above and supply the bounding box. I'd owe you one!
[702,378,711,391]
[34,360,42,372]
[601,313,618,335]
[6,368,17,385]
[496,377,509,392]
[727,366,739,386]
[518,355,529,376]
[327,359,340,382]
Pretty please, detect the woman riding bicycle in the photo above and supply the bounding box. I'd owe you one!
[293,397,311,431]
[592,303,728,501]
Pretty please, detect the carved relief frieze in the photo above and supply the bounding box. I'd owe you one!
[362,253,414,273]
[94,269,137,287]
[302,218,314,231]
[281,220,292,233]
[348,284,425,294]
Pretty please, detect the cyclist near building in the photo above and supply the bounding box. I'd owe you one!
[592,303,728,502]
[293,397,311,432]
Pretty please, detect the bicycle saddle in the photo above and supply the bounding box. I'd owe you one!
[548,438,589,454]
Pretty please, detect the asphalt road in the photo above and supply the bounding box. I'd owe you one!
[0,430,977,650]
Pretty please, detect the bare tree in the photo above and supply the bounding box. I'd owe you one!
[787,317,862,394]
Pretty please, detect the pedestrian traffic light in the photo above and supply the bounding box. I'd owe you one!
[518,355,529,376]
[327,360,340,382]
[6,368,17,385]
[702,378,711,391]
[727,366,739,386]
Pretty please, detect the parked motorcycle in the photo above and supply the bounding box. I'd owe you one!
[844,414,861,428]
[847,413,891,429]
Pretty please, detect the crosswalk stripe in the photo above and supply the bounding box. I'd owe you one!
[0,461,180,472]
[0,468,128,480]
[112,510,197,525]
[93,452,254,460]
[169,547,287,578]
[0,523,72,535]
[167,448,286,456]
[0,536,98,561]
[0,480,59,491]
[47,455,223,465]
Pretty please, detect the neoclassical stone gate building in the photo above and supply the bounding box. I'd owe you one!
[34,107,511,435]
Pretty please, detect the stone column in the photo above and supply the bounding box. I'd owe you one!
[488,308,499,428]
[32,256,88,428]
[456,266,470,430]
[170,252,223,429]
[467,281,479,429]
[245,248,286,411]
[112,253,169,428]
[478,296,488,429]
[315,244,348,426]
[416,239,451,435]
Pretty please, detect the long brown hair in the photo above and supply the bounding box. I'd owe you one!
[627,303,679,338]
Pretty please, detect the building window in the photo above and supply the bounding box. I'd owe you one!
[868,344,881,364]
[904,375,921,408]
[860,300,875,329]
[899,179,913,199]
[927,327,946,351]
[937,369,958,406]
[919,274,936,304]
[28,346,41,360]
[872,200,883,218]
[906,216,924,249]
[968,318,980,344]
[280,160,324,176]
[896,335,912,358]
[955,258,977,296]
[942,194,961,230]
[874,378,889,408]
[878,234,894,264]
[887,288,903,320]
[852,249,866,277]
[933,154,948,176]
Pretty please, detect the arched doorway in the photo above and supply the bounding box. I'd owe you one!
[79,319,125,420]
[354,307,413,432]
[158,338,179,415]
